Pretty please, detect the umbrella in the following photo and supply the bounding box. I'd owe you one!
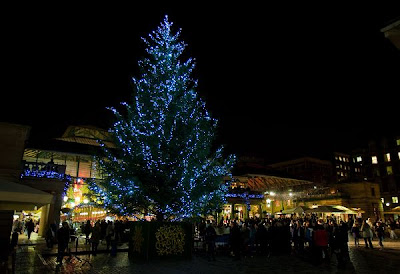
[305,205,344,213]
[281,206,310,214]
[384,206,400,214]
[331,205,359,214]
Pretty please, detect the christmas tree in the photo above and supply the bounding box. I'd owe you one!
[89,15,236,221]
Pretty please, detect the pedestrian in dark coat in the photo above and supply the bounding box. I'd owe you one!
[230,221,242,261]
[91,222,102,255]
[205,221,217,261]
[84,220,92,244]
[26,219,35,240]
[56,222,70,265]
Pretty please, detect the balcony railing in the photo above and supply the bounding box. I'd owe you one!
[21,161,71,181]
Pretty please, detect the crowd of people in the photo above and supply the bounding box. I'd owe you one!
[49,219,131,265]
[11,214,399,267]
[197,215,399,268]
[11,218,40,241]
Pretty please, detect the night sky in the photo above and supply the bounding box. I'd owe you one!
[2,4,400,163]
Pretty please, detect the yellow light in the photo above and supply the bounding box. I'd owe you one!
[83,198,89,204]
[63,196,68,202]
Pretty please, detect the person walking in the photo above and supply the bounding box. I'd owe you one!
[376,222,385,250]
[26,219,35,240]
[360,220,373,249]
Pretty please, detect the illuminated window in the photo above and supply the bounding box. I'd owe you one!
[398,152,400,159]
[381,198,384,203]
[397,139,400,146]
[357,156,362,162]
[372,156,378,164]
[384,153,391,162]
[392,197,399,203]
[339,156,342,161]
[386,166,393,175]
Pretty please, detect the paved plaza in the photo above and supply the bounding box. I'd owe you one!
[11,233,400,274]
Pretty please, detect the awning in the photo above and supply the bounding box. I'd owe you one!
[0,179,53,210]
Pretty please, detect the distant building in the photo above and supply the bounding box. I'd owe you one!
[268,157,335,185]
[348,135,400,217]
[22,125,113,224]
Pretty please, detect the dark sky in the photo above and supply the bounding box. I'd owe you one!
[2,4,400,163]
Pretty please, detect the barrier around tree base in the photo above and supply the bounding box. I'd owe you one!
[128,221,193,261]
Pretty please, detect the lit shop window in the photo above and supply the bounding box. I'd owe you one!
[372,156,378,164]
[384,153,391,162]
[386,166,393,175]
[357,156,362,162]
[392,197,399,203]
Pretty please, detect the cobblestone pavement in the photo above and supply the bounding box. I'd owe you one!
[14,236,400,274]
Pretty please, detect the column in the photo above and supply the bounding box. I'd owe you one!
[38,204,50,237]
[0,210,14,259]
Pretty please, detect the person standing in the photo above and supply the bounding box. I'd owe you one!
[389,219,398,239]
[84,220,92,245]
[205,220,217,261]
[45,222,57,248]
[90,222,101,256]
[56,222,71,265]
[230,221,242,261]
[351,222,360,247]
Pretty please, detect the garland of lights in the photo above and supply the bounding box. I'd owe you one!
[88,15,235,221]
